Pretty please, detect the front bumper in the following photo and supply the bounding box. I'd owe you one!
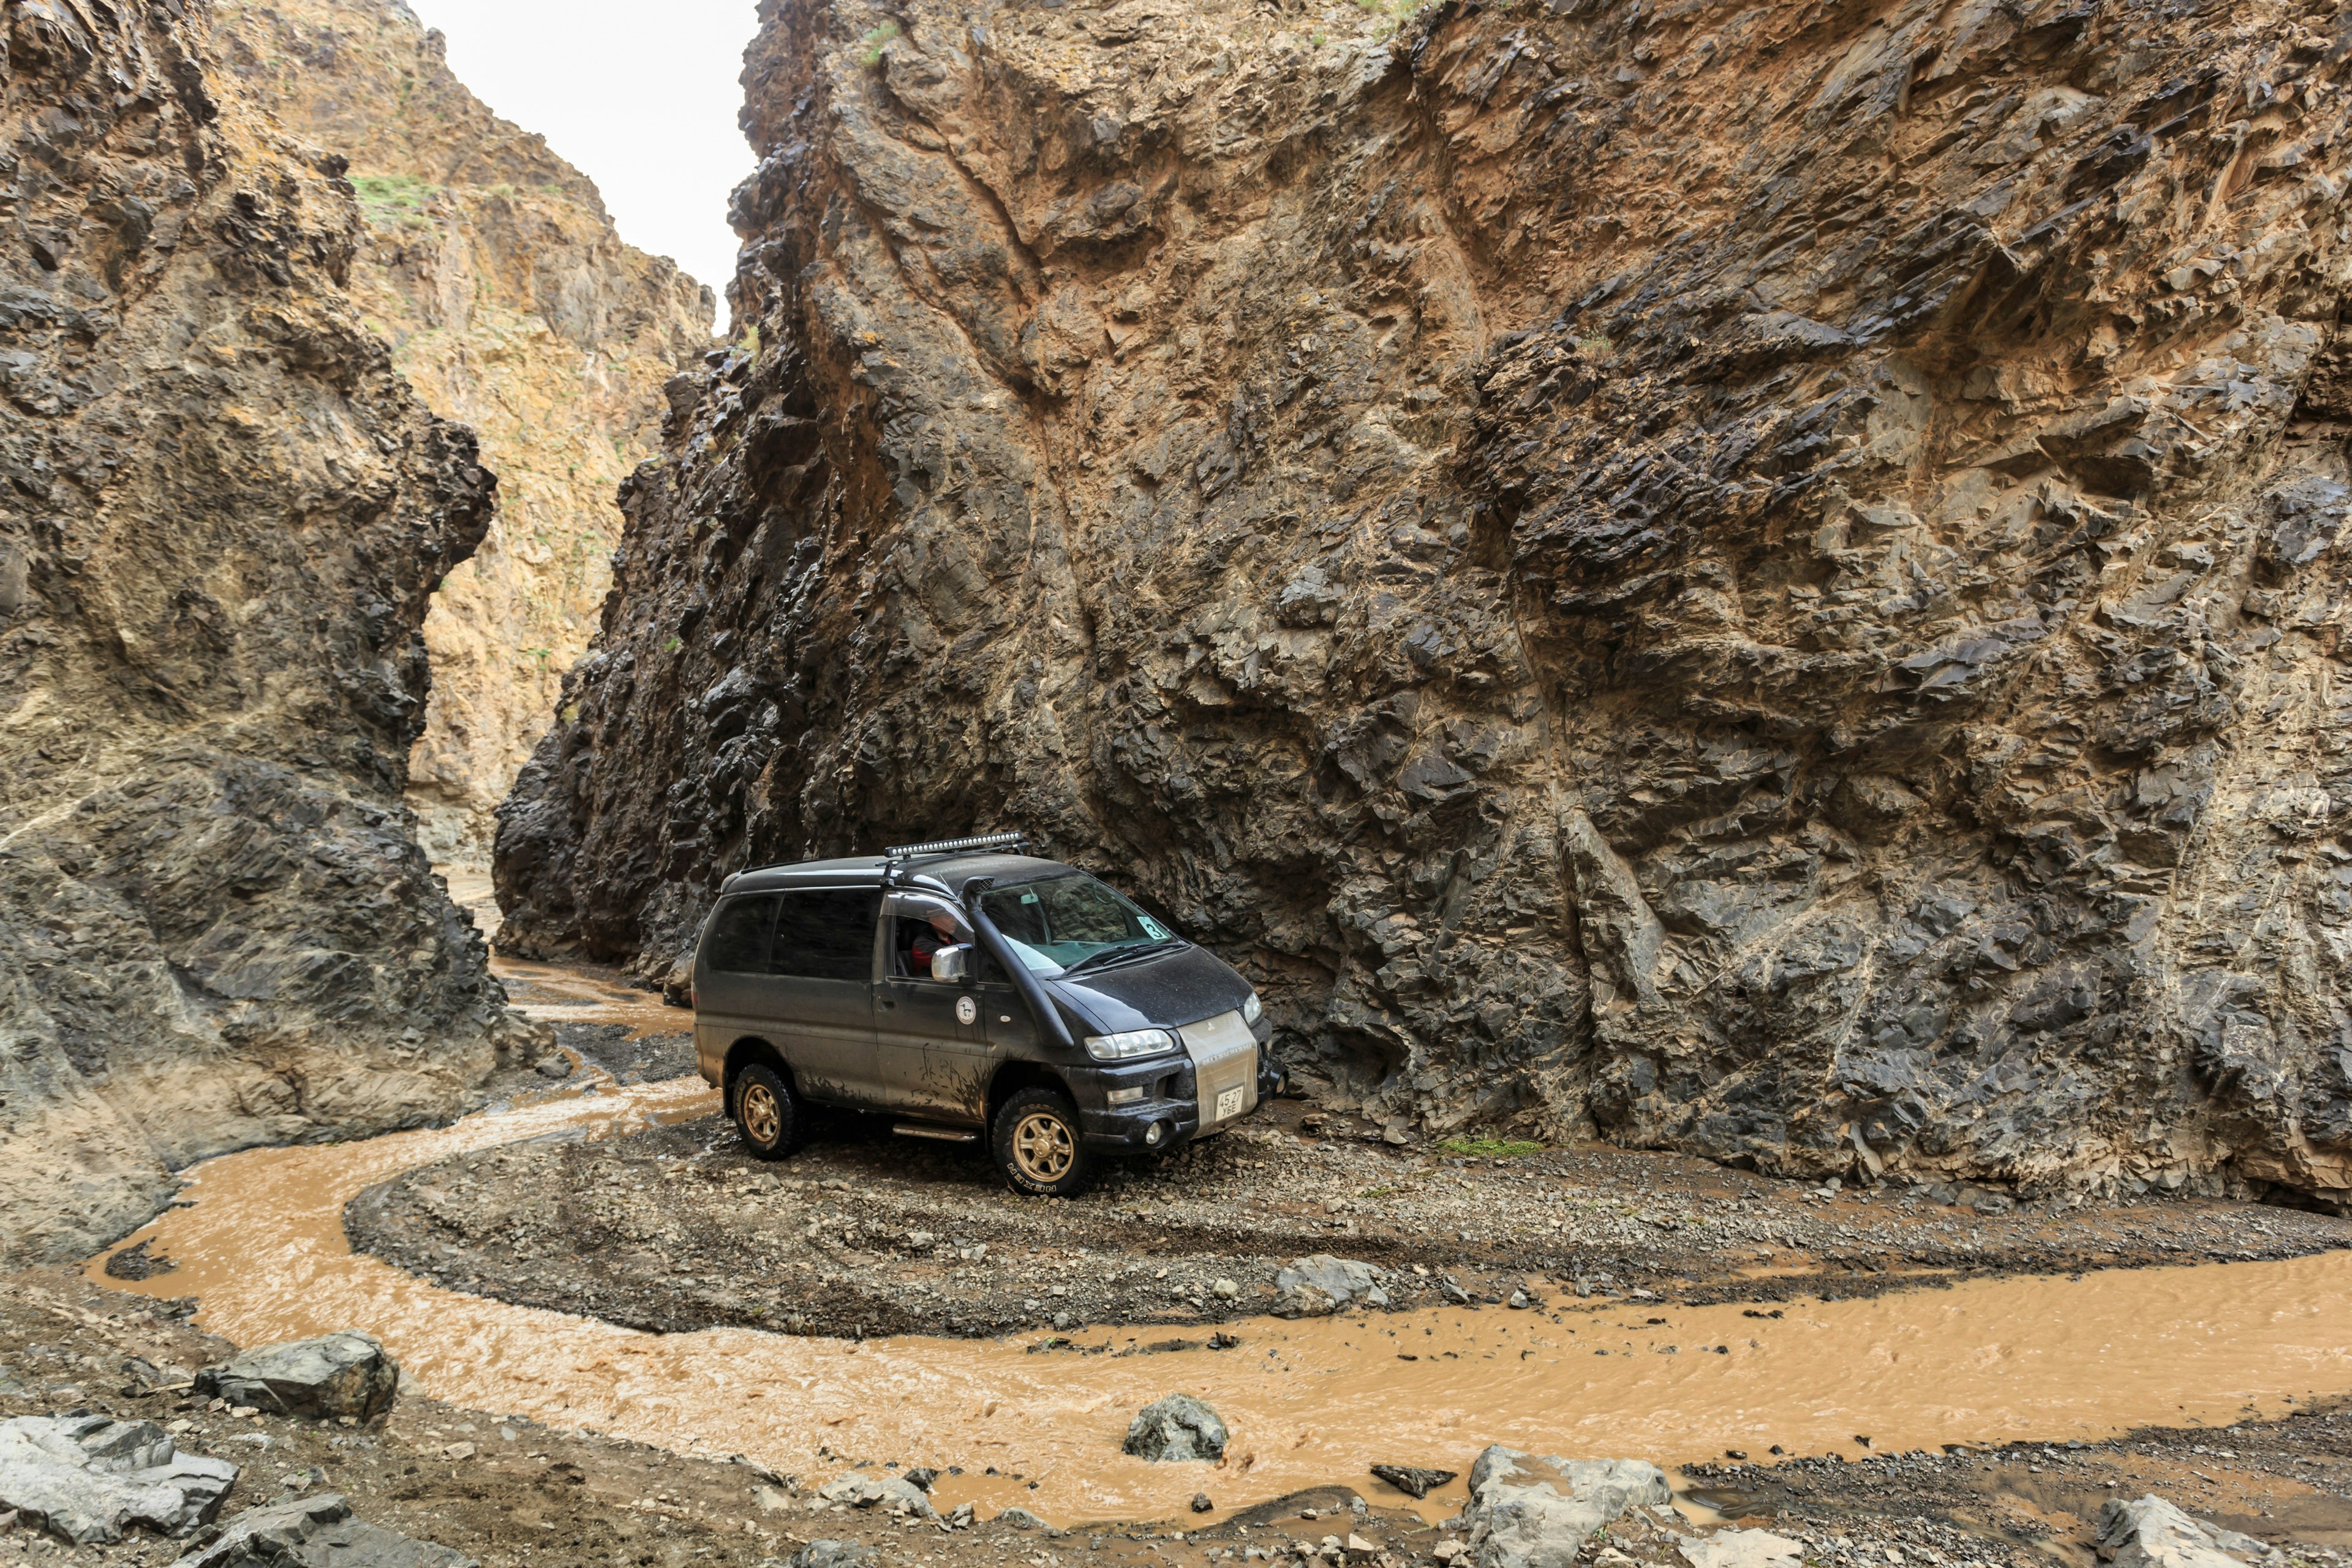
[1065,1017,1279,1152]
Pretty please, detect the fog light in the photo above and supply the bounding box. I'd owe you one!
[1107,1086,1145,1106]
[1144,1121,1167,1147]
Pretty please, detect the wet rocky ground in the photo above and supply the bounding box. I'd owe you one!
[335,1040,2352,1340]
[2,1268,2347,1568]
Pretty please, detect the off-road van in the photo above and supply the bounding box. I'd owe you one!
[692,833,1283,1195]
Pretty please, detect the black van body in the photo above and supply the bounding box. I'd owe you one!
[692,837,1281,1193]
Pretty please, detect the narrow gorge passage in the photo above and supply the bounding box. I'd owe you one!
[82,1013,2352,1529]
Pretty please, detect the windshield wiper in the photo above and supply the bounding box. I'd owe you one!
[1059,938,1184,977]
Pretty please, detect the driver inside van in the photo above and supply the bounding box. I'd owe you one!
[911,908,967,976]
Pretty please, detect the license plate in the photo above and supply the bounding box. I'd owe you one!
[1215,1087,1244,1121]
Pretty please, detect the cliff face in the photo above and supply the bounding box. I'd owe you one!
[0,0,533,1263]
[212,0,715,872]
[498,0,2352,1204]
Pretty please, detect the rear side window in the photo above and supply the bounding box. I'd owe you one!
[771,888,882,982]
[704,895,775,973]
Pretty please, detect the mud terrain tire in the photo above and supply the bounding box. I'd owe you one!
[734,1062,799,1161]
[992,1087,1093,1197]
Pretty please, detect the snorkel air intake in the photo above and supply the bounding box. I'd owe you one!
[960,874,1076,1050]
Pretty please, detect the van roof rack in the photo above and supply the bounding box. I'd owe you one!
[882,831,1028,861]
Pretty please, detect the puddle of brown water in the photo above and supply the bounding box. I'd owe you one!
[86,1077,2352,1528]
[491,955,689,1042]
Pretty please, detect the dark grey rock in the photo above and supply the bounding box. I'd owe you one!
[196,1333,399,1422]
[783,1542,880,1568]
[1123,1393,1229,1462]
[170,1494,477,1567]
[488,0,2352,1212]
[994,1507,1061,1533]
[0,1415,238,1545]
[1371,1465,1458,1500]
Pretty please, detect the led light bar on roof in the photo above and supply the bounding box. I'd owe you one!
[883,831,1028,859]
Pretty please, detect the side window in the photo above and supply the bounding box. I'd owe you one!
[704,895,776,973]
[770,888,883,982]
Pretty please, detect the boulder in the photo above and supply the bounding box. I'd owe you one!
[1372,1464,1459,1499]
[1123,1393,1230,1462]
[1271,1256,1392,1317]
[816,1473,936,1517]
[779,1544,880,1568]
[0,1415,238,1545]
[1678,1530,1804,1568]
[2097,1496,2247,1568]
[169,1493,476,1567]
[1464,1446,1672,1568]
[994,1506,1063,1534]
[195,1333,399,1423]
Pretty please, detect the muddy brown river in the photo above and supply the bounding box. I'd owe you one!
[85,1054,2352,1527]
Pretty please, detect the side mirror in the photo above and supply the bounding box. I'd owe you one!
[930,944,971,983]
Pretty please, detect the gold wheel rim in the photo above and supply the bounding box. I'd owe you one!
[1012,1110,1075,1183]
[741,1082,782,1145]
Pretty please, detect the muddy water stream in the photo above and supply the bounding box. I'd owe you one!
[87,1031,2352,1526]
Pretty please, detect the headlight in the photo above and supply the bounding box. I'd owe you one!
[1243,992,1263,1025]
[1084,1028,1177,1061]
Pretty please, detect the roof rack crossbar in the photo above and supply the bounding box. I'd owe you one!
[883,830,1028,860]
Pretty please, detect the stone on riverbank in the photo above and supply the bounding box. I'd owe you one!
[0,1415,238,1545]
[1678,1529,1804,1568]
[168,1493,475,1567]
[1372,1465,1459,1500]
[778,1543,879,1568]
[1123,1394,1229,1461]
[1272,1257,1392,1317]
[2097,1495,2247,1568]
[1465,1446,1671,1568]
[817,1474,936,1517]
[196,1333,400,1423]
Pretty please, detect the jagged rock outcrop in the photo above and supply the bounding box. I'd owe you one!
[0,0,531,1264]
[211,0,715,873]
[497,0,2352,1204]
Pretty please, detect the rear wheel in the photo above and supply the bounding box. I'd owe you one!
[733,1062,799,1161]
[991,1087,1093,1197]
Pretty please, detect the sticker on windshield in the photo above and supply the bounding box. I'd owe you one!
[1140,915,1170,940]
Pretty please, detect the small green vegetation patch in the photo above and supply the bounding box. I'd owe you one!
[858,20,900,67]
[351,173,439,228]
[1437,1136,1545,1159]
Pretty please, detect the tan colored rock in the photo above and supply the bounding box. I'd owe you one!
[212,0,715,873]
[0,0,526,1263]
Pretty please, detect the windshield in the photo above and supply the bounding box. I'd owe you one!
[978,873,1176,974]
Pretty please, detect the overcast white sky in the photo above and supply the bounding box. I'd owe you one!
[405,0,759,301]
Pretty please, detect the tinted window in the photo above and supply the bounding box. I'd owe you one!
[771,888,882,982]
[705,895,775,973]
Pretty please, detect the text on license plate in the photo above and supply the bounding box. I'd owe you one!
[1215,1087,1245,1121]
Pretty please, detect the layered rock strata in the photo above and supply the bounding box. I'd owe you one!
[497,0,2352,1202]
[211,0,715,871]
[0,0,527,1263]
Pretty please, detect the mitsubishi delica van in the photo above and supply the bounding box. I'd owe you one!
[692,832,1284,1196]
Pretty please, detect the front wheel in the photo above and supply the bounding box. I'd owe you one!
[991,1087,1093,1197]
[733,1062,799,1161]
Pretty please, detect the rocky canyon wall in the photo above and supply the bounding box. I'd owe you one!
[0,0,535,1264]
[211,0,715,873]
[497,0,2352,1205]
